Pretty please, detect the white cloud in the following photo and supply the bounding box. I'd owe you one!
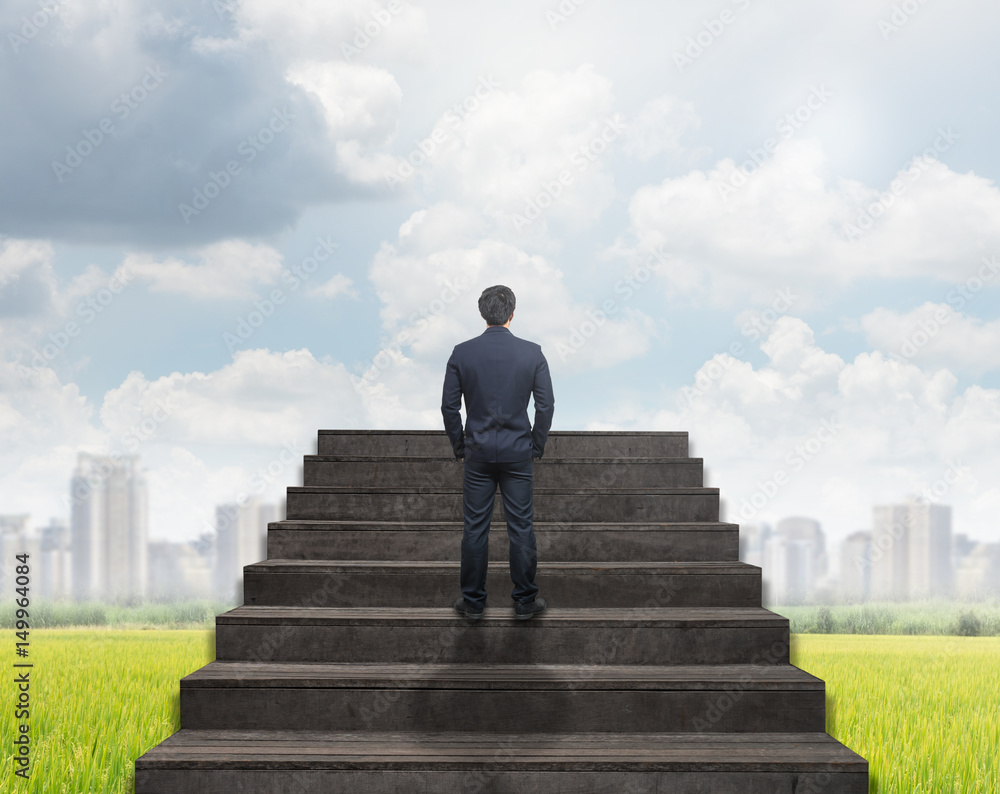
[861,302,1000,375]
[624,138,1000,306]
[310,273,359,300]
[199,0,429,63]
[285,60,401,144]
[598,315,998,558]
[423,65,624,233]
[365,203,657,381]
[623,95,701,161]
[124,240,285,300]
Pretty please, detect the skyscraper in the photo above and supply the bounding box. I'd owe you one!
[870,497,952,601]
[212,498,271,602]
[70,454,148,600]
[839,530,871,602]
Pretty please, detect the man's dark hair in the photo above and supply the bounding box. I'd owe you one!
[479,285,516,326]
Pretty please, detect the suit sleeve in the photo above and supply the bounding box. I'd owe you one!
[441,348,465,459]
[530,349,554,459]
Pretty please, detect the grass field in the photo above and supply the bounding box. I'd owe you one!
[1,630,997,792]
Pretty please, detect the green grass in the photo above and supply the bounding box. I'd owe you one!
[0,629,213,793]
[0,600,229,630]
[1,630,996,792]
[791,634,1000,793]
[773,599,1000,636]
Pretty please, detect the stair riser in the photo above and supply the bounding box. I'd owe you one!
[318,433,689,458]
[242,571,761,608]
[285,492,719,522]
[136,769,868,794]
[180,688,825,733]
[303,460,704,489]
[267,528,740,562]
[215,624,790,665]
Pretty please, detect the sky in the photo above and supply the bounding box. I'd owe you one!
[1,0,999,578]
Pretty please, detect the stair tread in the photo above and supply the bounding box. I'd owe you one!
[217,605,787,626]
[246,560,758,573]
[182,661,821,689]
[305,455,702,462]
[137,729,866,769]
[270,520,738,529]
[288,486,718,494]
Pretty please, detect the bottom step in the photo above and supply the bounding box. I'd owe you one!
[135,729,868,793]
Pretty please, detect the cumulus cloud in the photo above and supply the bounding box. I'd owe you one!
[596,315,997,554]
[309,274,359,300]
[624,138,1000,306]
[124,240,285,300]
[418,65,624,234]
[623,95,701,161]
[0,347,371,539]
[861,302,1000,375]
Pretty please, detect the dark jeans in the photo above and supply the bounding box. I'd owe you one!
[460,457,538,609]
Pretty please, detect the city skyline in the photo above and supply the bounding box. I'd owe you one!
[2,449,996,605]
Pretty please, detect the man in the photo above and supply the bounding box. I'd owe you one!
[441,285,554,621]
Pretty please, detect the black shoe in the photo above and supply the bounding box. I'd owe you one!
[514,597,546,621]
[454,597,484,620]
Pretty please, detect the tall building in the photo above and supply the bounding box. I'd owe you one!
[907,500,952,598]
[870,498,952,601]
[39,519,72,600]
[70,454,148,600]
[839,530,871,602]
[212,499,273,602]
[1,515,38,600]
[954,543,1000,598]
[763,534,813,605]
[775,517,828,580]
[739,523,771,569]
[149,541,212,599]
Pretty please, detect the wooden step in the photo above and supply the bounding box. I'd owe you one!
[242,560,761,608]
[135,730,868,793]
[317,429,689,458]
[214,606,790,666]
[267,520,740,562]
[285,486,720,522]
[303,456,705,488]
[179,661,825,733]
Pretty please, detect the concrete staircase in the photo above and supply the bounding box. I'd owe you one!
[135,430,868,793]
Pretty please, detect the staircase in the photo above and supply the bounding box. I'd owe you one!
[135,430,868,793]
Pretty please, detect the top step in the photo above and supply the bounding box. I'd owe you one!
[318,431,689,459]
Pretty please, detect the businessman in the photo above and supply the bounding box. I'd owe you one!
[441,285,555,621]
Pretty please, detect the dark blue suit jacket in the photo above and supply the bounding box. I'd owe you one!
[441,326,554,463]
